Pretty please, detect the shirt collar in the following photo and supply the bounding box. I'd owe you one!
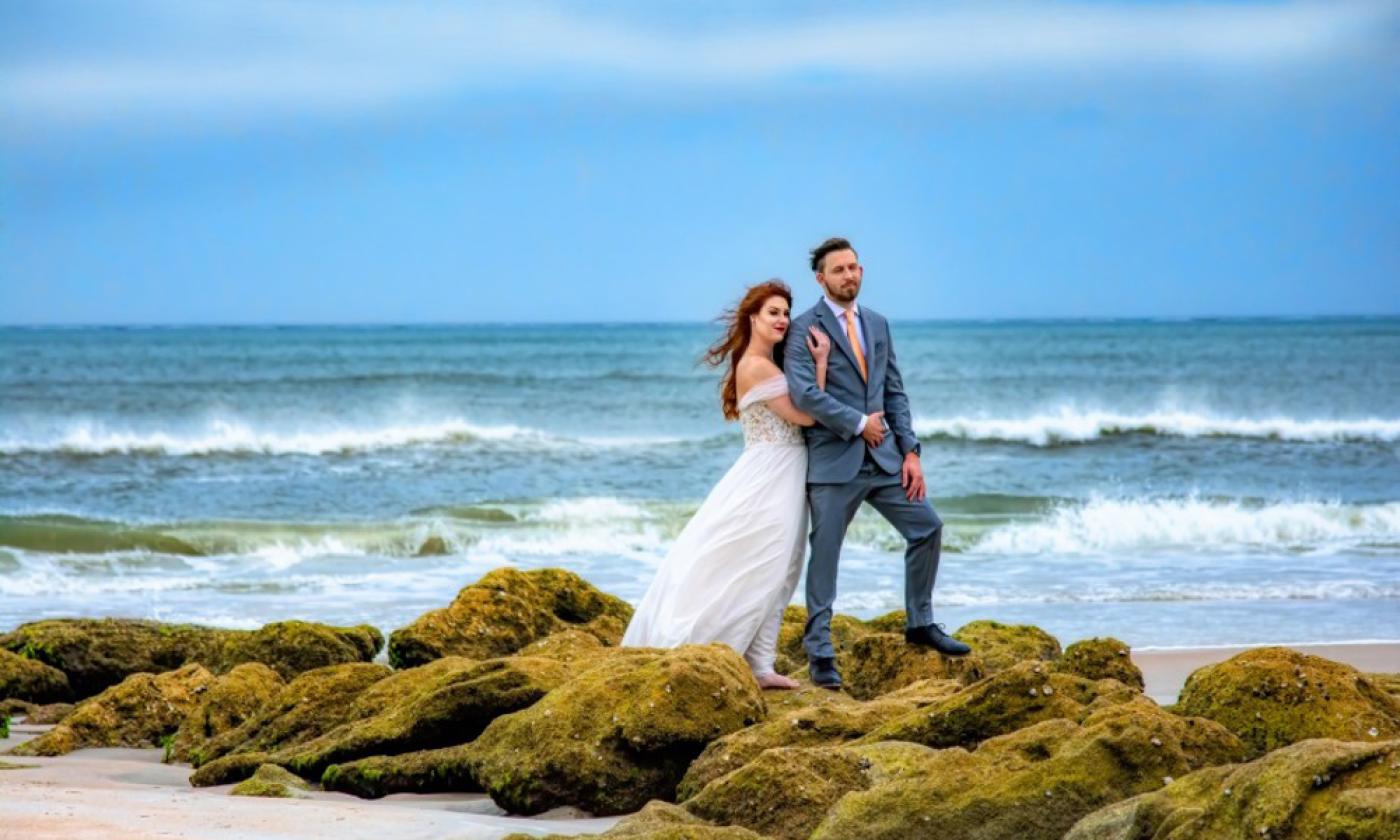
[823,296,859,320]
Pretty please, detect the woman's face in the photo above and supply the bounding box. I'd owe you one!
[751,295,791,344]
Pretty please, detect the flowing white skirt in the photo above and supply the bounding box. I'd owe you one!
[620,441,808,674]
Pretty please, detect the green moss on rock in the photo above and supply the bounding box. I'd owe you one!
[281,654,567,779]
[467,645,765,816]
[502,800,769,840]
[808,698,1244,840]
[0,647,72,703]
[321,743,477,799]
[387,568,633,668]
[167,662,284,765]
[1064,738,1400,840]
[0,618,229,699]
[953,620,1062,675]
[230,763,312,798]
[858,660,1139,750]
[1055,637,1144,691]
[216,621,382,681]
[842,632,985,700]
[1174,647,1400,758]
[12,663,215,756]
[684,745,873,840]
[188,662,390,785]
[678,680,959,800]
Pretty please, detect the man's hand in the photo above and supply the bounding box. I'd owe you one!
[861,411,886,447]
[901,451,926,501]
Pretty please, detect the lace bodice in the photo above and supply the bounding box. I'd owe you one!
[738,375,804,446]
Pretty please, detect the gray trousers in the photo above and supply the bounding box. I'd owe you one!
[803,460,943,660]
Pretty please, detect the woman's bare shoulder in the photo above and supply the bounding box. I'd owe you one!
[736,354,783,390]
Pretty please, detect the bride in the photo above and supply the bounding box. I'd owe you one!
[621,280,846,690]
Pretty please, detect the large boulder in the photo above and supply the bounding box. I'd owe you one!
[11,663,214,756]
[281,654,568,779]
[1174,647,1400,758]
[467,644,766,816]
[678,679,959,799]
[215,621,382,681]
[951,620,1062,675]
[188,662,390,785]
[796,699,1245,840]
[1055,637,1144,691]
[0,648,71,703]
[321,743,477,799]
[387,568,633,668]
[167,662,284,765]
[0,619,228,699]
[1065,738,1400,840]
[858,660,1139,750]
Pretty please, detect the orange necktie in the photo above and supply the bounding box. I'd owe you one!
[845,311,868,381]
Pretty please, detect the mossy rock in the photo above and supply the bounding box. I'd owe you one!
[230,763,312,798]
[216,621,382,681]
[1174,647,1400,759]
[0,647,72,703]
[11,663,215,756]
[678,679,959,799]
[280,654,568,779]
[1055,637,1144,691]
[167,662,284,765]
[841,633,985,700]
[516,628,615,665]
[1064,737,1400,840]
[502,800,769,839]
[858,660,1139,750]
[953,620,1062,675]
[467,644,766,816]
[0,618,229,699]
[321,743,477,799]
[1369,672,1400,700]
[189,662,390,785]
[777,609,874,668]
[387,567,633,668]
[806,698,1244,840]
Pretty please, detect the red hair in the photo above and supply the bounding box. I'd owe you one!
[703,280,793,420]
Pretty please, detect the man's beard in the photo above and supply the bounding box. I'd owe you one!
[825,283,859,304]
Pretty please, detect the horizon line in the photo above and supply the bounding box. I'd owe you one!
[2,313,1398,329]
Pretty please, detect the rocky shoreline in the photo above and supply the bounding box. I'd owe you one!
[3,566,1398,839]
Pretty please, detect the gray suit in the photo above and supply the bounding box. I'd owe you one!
[784,301,943,660]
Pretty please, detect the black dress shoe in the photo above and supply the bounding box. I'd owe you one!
[808,656,843,690]
[905,623,972,657]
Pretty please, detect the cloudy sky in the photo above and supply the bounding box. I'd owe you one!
[3,0,1398,323]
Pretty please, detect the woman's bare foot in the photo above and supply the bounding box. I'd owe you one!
[756,672,800,690]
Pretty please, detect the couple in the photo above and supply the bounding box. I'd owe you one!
[621,237,971,691]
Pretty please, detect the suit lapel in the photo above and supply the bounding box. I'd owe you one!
[815,303,862,378]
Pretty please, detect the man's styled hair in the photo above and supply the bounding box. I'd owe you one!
[810,237,856,273]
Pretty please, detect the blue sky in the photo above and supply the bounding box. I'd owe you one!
[3,1,1398,323]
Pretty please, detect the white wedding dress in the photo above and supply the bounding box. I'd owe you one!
[620,374,808,676]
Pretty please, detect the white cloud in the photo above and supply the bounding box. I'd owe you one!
[3,0,1396,125]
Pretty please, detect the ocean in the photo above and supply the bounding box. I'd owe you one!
[2,319,1397,650]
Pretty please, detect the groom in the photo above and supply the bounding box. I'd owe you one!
[785,237,971,689]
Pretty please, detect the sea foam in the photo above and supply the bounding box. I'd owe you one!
[914,409,1400,446]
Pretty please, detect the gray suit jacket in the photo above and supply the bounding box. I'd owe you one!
[784,301,920,484]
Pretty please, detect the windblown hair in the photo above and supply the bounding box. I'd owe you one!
[703,280,793,421]
[810,236,856,272]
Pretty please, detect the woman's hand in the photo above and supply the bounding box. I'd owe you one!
[806,326,831,363]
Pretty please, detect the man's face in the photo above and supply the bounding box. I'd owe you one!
[817,249,862,304]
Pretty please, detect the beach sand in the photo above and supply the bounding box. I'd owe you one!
[3,642,1396,840]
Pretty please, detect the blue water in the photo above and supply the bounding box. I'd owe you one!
[2,319,1398,649]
